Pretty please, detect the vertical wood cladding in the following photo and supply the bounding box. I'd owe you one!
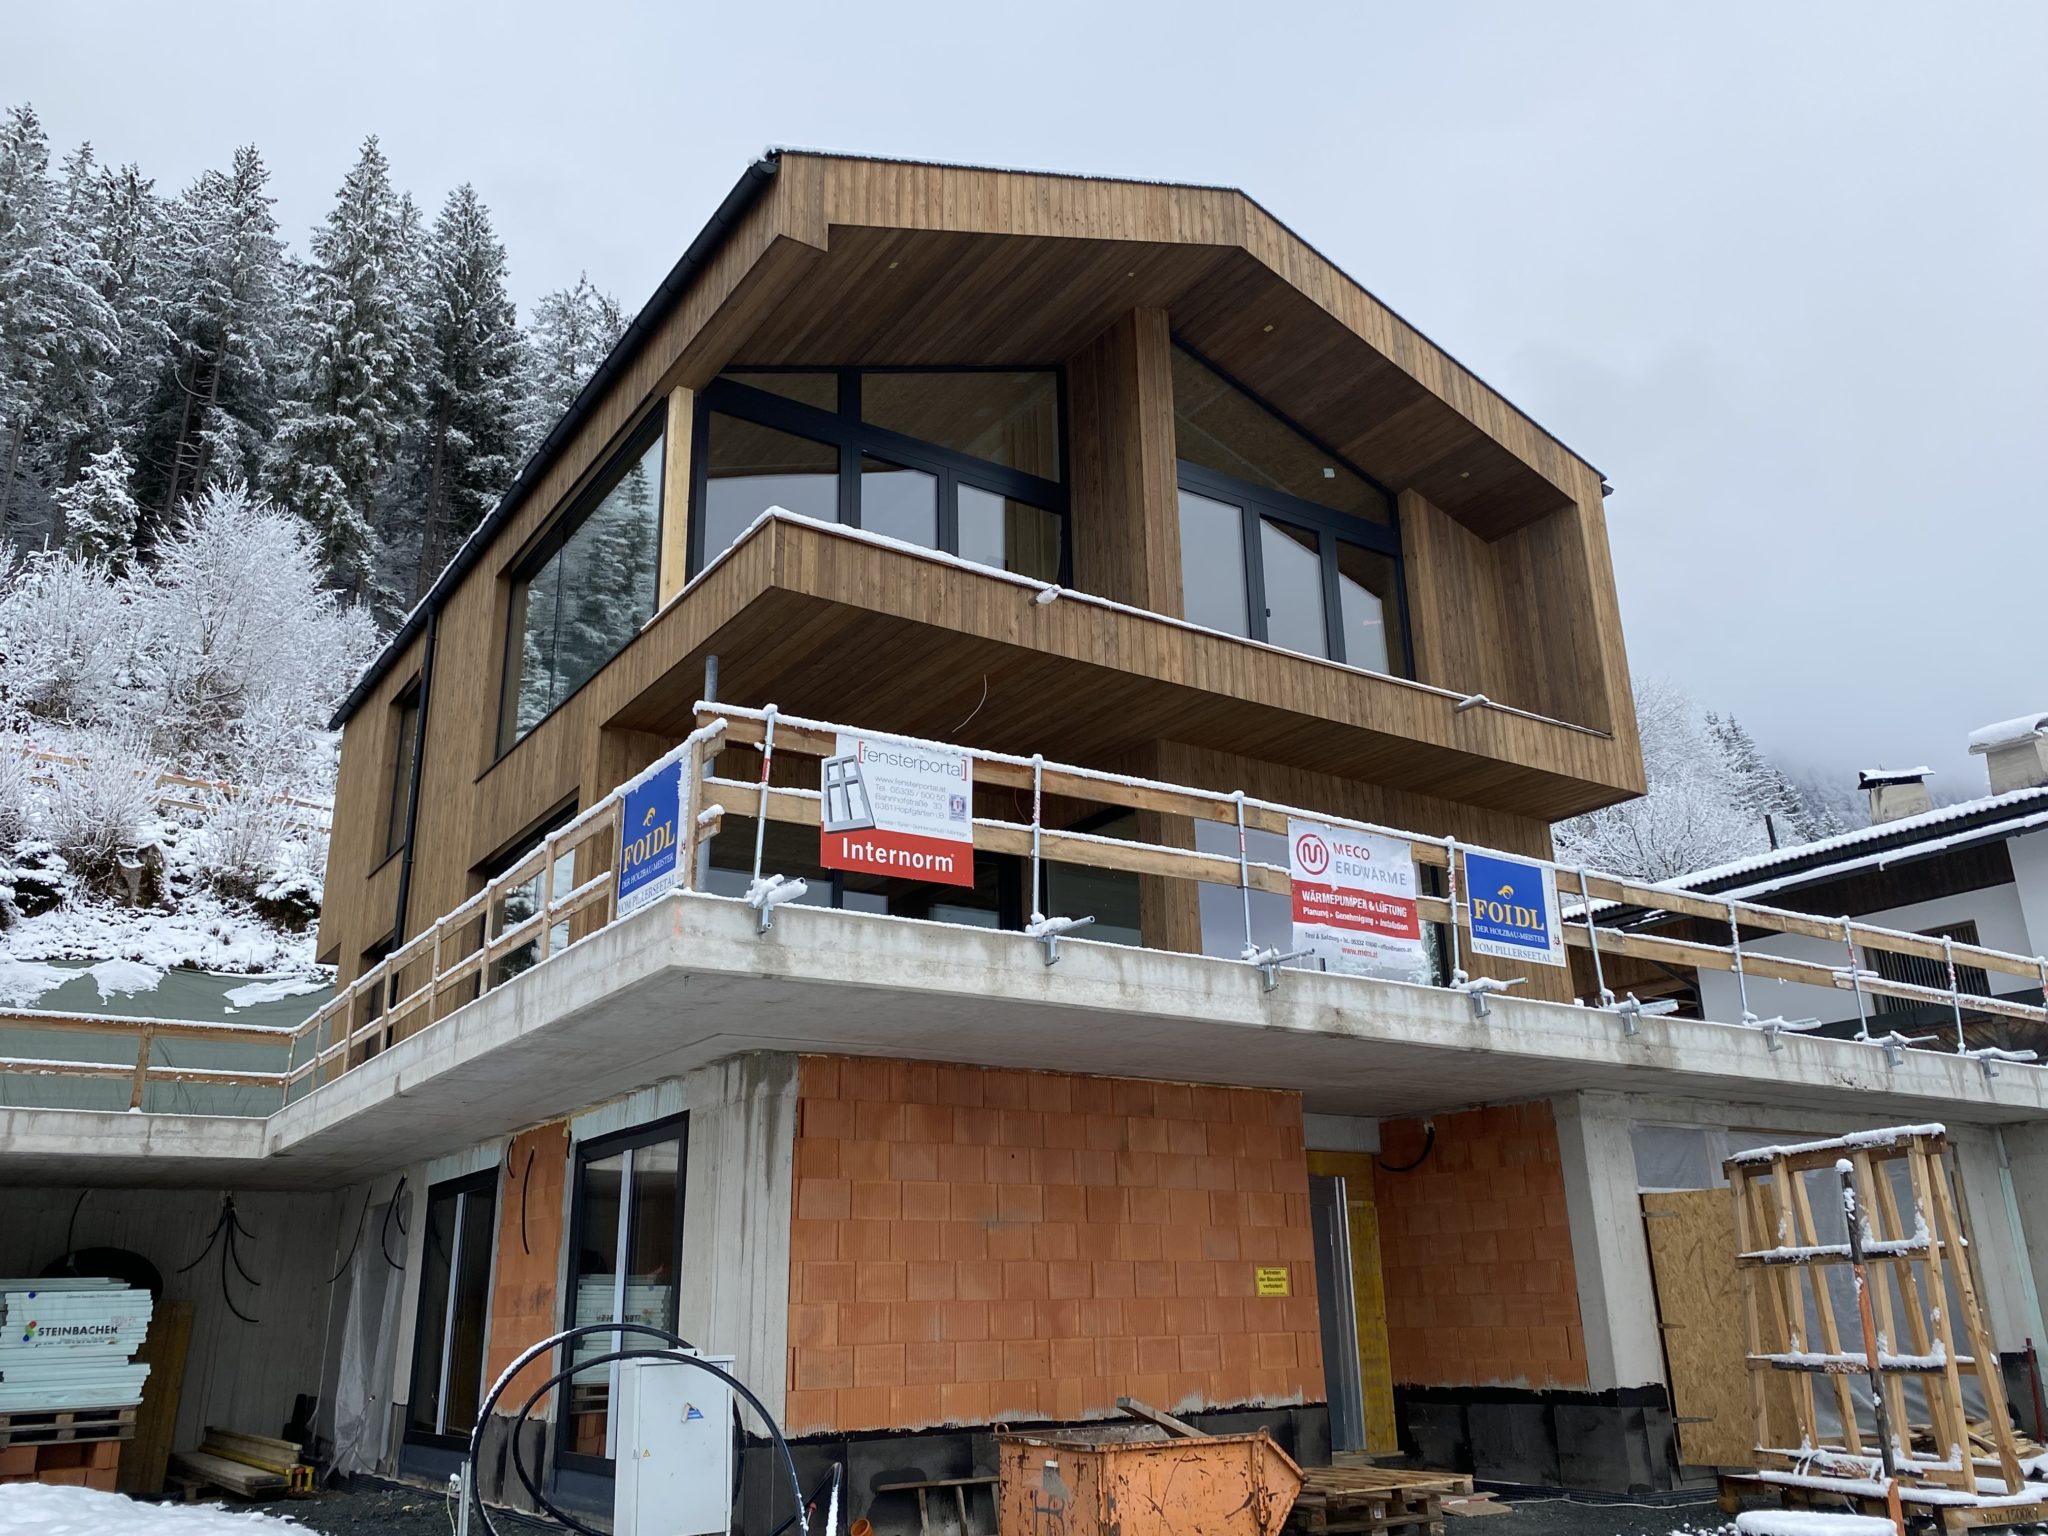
[1066,308,1181,613]
[1372,1103,1588,1390]
[784,1056,1324,1435]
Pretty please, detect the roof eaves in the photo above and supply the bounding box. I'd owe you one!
[328,152,783,730]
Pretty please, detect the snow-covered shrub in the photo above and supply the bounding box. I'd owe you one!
[39,738,163,898]
[0,545,134,728]
[137,482,379,783]
[191,782,298,898]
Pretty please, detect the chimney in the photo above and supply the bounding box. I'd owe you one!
[1858,767,1933,825]
[1969,712,2048,794]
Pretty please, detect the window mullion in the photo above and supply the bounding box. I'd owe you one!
[1241,504,1269,644]
[1319,532,1347,665]
[939,469,960,556]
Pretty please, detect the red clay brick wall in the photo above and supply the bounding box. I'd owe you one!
[785,1057,1323,1435]
[1373,1102,1587,1389]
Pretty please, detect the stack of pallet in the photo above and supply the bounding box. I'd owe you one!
[0,1406,134,1491]
[1287,1466,1474,1535]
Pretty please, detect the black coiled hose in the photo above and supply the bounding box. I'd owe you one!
[463,1323,814,1536]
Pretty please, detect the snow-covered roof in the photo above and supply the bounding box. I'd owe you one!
[1856,766,1932,787]
[1970,711,2048,754]
[1658,781,2048,898]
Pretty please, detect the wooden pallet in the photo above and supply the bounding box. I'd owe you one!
[0,1405,137,1449]
[1289,1467,1470,1535]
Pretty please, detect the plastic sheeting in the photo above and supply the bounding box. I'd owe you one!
[326,1190,408,1477]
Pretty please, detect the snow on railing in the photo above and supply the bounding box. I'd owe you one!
[5,704,2048,1115]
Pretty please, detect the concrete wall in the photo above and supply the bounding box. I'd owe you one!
[0,1186,346,1456]
[785,1055,1323,1434]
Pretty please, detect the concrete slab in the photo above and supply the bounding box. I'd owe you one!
[7,890,2047,1188]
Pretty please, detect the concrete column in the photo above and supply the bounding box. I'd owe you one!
[678,1051,799,1426]
[1549,1093,1664,1390]
[1991,1121,2048,1350]
[1948,1126,2047,1354]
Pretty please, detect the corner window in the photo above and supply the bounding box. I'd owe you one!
[1172,347,1407,674]
[561,1118,687,1469]
[406,1171,497,1446]
[498,419,664,753]
[384,683,421,861]
[693,369,1066,583]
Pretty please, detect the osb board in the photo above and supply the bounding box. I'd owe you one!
[116,1300,192,1496]
[1641,1190,1792,1469]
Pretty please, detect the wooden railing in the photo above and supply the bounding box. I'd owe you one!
[3,705,2044,1118]
[0,1008,297,1109]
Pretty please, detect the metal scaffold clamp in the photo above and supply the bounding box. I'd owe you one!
[1454,974,1525,1019]
[1747,1015,1822,1052]
[1242,944,1312,993]
[1610,993,1678,1038]
[1026,912,1094,966]
[1965,1045,2039,1080]
[1869,1029,1936,1068]
[746,873,808,933]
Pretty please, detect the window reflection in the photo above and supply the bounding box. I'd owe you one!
[1171,348,1387,524]
[702,415,838,564]
[1177,489,1250,637]
[1337,542,1400,675]
[1259,519,1328,659]
[861,372,1060,481]
[958,485,1060,583]
[499,430,663,752]
[859,457,938,549]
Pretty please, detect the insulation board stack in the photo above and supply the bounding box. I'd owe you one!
[0,1278,154,1411]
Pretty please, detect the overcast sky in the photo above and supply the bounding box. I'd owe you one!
[7,2,2042,794]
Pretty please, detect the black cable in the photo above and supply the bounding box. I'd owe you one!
[520,1148,534,1255]
[379,1176,409,1270]
[64,1191,88,1261]
[1377,1119,1436,1173]
[327,1189,373,1285]
[468,1324,811,1536]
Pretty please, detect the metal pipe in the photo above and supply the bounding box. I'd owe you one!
[1234,793,1254,958]
[1844,918,1871,1041]
[1946,934,1966,1053]
[1728,900,1753,1022]
[1030,755,1045,923]
[1444,838,1464,983]
[1576,868,1612,1006]
[702,652,720,705]
[751,706,778,890]
[1839,1158,1900,1482]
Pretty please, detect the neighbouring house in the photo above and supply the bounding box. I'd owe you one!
[5,154,2048,1527]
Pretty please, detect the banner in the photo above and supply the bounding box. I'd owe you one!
[1287,820,1425,979]
[820,734,975,888]
[617,762,684,916]
[1463,850,1565,968]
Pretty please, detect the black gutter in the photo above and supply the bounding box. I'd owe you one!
[390,605,438,945]
[329,152,782,730]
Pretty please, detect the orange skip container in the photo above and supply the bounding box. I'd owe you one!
[996,1428,1303,1536]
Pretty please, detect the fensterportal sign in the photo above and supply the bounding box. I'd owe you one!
[616,762,684,916]
[1463,850,1565,968]
[820,734,975,888]
[1287,819,1425,979]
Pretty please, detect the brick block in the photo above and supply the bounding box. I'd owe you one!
[987,1147,1034,1185]
[1075,1222,1119,1261]
[902,1062,938,1104]
[796,1179,851,1221]
[937,1064,986,1107]
[902,1100,952,1143]
[850,1180,902,1221]
[838,1139,889,1181]
[791,1218,839,1262]
[1003,1338,1052,1379]
[1043,1111,1089,1149]
[803,1261,856,1303]
[951,1183,997,1222]
[795,1345,855,1390]
[791,1303,836,1348]
[0,1448,34,1477]
[889,1141,939,1182]
[906,1260,954,1301]
[783,1389,836,1434]
[835,1385,891,1430]
[1097,1335,1139,1377]
[987,1299,1036,1340]
[1026,1073,1072,1113]
[940,1300,989,1340]
[957,1259,1002,1300]
[981,1070,1031,1109]
[1032,1148,1076,1186]
[891,1220,941,1263]
[1047,1260,1091,1299]
[841,1219,894,1261]
[888,1383,942,1428]
[855,1342,906,1387]
[936,1142,984,1183]
[805,1097,856,1139]
[1071,1076,1114,1114]
[1050,1336,1094,1380]
[1074,1148,1117,1186]
[996,1184,1043,1223]
[855,1261,907,1301]
[1044,1183,1086,1223]
[1003,1260,1049,1299]
[1125,1116,1169,1153]
[901,1180,949,1223]
[839,1302,892,1345]
[1154,1083,1193,1120]
[939,1379,993,1424]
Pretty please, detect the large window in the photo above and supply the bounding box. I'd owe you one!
[499,419,665,753]
[384,682,421,861]
[560,1117,687,1469]
[692,369,1065,584]
[406,1171,497,1447]
[1172,348,1406,675]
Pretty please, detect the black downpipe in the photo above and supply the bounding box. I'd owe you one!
[391,606,439,947]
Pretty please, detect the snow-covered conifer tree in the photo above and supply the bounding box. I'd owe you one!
[514,273,625,457]
[265,137,418,599]
[54,443,140,566]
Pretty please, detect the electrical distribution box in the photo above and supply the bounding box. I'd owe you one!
[614,1349,735,1536]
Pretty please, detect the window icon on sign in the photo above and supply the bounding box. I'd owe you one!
[821,754,876,832]
[948,792,967,822]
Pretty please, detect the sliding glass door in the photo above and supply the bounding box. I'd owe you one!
[558,1117,688,1470]
[405,1171,497,1447]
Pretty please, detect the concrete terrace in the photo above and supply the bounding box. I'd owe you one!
[6,890,2047,1189]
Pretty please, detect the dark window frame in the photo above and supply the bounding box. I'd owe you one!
[383,680,422,864]
[1170,342,1414,676]
[403,1167,499,1453]
[554,1112,691,1479]
[1871,920,1994,1014]
[689,366,1070,583]
[495,412,668,758]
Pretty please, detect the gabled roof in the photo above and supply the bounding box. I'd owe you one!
[1663,784,2048,902]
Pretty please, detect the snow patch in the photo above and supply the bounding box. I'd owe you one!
[0,1483,304,1531]
[221,975,330,1011]
[0,959,70,1007]
[86,958,164,999]
[1735,1514,1897,1536]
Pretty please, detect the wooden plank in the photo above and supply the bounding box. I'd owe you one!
[116,1301,191,1496]
[1115,1395,1205,1439]
[168,1448,286,1496]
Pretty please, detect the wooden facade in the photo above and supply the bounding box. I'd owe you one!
[319,153,1643,983]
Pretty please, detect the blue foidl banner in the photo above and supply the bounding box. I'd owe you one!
[617,762,684,916]
[1463,850,1565,968]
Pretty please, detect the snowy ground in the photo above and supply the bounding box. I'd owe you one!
[0,1484,304,1533]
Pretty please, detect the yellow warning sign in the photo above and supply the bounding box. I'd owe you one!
[1255,1266,1291,1297]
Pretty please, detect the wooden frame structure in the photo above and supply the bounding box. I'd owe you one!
[8,705,2048,1109]
[1722,1127,2045,1529]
